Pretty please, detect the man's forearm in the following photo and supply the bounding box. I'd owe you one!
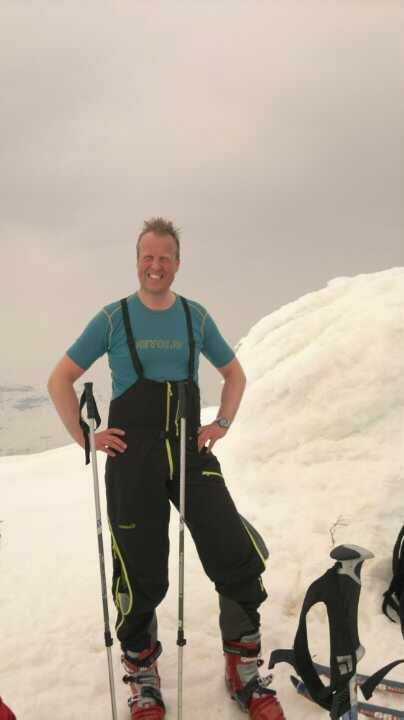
[217,369,246,423]
[48,377,84,446]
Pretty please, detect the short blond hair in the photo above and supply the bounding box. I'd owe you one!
[137,217,181,259]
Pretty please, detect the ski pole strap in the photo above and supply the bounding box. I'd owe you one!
[268,546,371,718]
[382,526,404,636]
[79,382,101,465]
[269,566,358,715]
[360,659,404,700]
[383,588,402,624]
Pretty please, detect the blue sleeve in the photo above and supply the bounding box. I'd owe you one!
[66,310,110,371]
[201,312,235,368]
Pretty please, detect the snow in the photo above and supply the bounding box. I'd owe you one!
[1,268,403,719]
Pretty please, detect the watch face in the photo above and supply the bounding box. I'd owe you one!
[217,417,231,429]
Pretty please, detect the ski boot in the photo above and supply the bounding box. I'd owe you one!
[224,632,286,720]
[122,642,166,720]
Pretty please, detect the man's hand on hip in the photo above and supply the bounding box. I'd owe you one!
[197,423,227,452]
[92,428,127,457]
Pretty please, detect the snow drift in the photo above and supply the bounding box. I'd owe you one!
[0,268,403,719]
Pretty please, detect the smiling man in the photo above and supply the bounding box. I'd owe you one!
[48,217,285,720]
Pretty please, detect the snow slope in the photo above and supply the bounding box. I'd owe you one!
[1,268,403,719]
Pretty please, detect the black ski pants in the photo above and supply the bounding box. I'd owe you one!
[105,379,267,653]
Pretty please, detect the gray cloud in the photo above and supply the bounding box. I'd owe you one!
[1,0,402,401]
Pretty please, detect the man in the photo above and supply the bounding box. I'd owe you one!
[48,218,285,720]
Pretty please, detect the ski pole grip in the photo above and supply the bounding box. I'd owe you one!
[177,382,187,420]
[84,382,97,420]
[329,545,374,663]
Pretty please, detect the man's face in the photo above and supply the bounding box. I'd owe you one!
[137,232,180,295]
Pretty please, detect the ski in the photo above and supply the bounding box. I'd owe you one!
[291,676,404,719]
[313,663,404,696]
[359,706,404,720]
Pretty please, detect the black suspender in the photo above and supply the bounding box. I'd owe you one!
[179,296,195,381]
[121,297,144,379]
[120,295,195,382]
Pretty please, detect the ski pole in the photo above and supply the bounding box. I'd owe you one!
[176,381,188,720]
[268,544,374,719]
[82,382,118,720]
[329,545,373,720]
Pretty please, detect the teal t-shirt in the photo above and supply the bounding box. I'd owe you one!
[67,293,235,399]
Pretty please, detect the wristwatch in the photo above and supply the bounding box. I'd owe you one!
[214,416,231,429]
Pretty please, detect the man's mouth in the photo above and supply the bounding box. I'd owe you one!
[147,273,163,280]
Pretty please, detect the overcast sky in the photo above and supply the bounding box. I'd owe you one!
[1,1,403,404]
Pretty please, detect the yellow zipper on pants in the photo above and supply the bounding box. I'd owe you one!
[240,518,266,568]
[108,519,134,630]
[175,396,180,437]
[165,382,174,480]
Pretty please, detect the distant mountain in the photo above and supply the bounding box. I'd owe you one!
[0,383,109,456]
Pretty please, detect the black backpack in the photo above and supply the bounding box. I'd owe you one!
[383,526,404,636]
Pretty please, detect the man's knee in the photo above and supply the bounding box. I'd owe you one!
[218,576,267,641]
